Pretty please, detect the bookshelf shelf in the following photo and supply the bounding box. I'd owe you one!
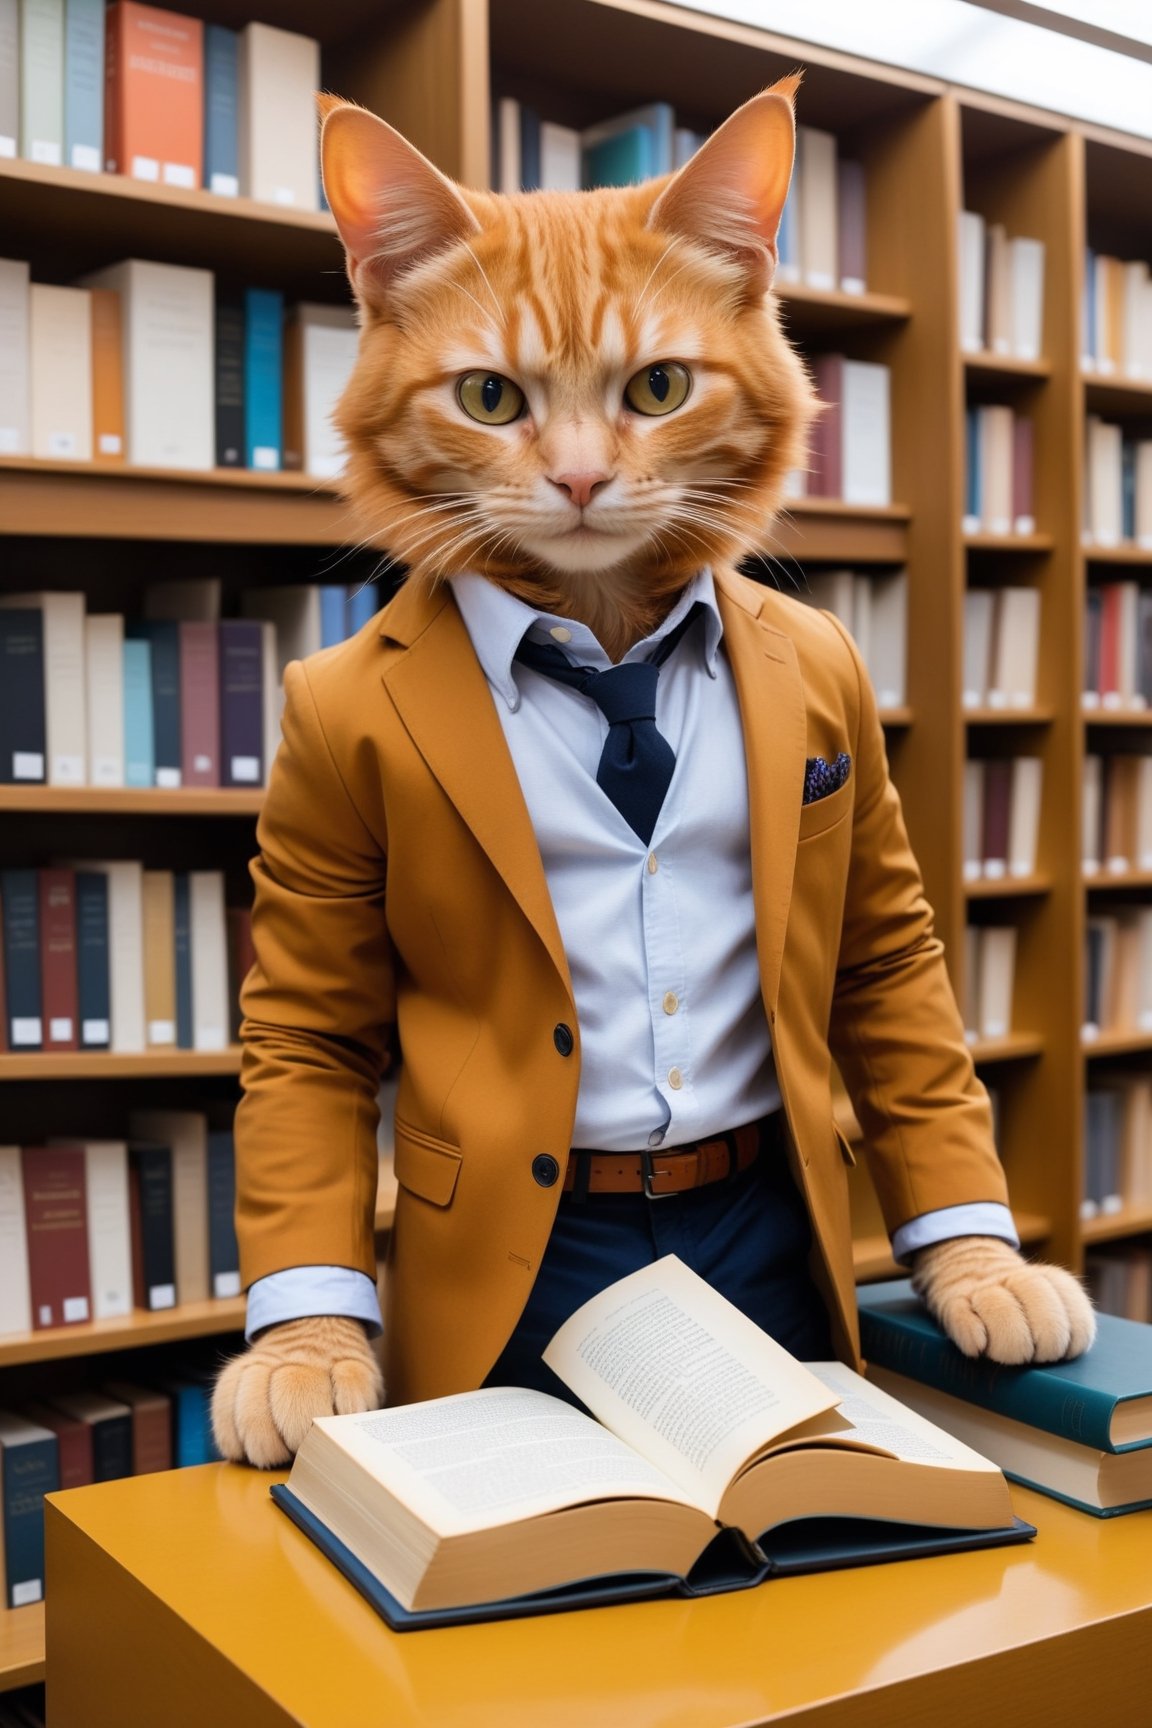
[962,531,1055,553]
[878,706,913,728]
[968,1033,1045,1063]
[1081,1206,1152,1245]
[775,281,912,333]
[0,787,264,817]
[1083,545,1152,566]
[963,707,1055,725]
[963,351,1052,380]
[965,874,1052,898]
[0,1050,243,1080]
[765,499,911,564]
[0,1603,44,1693]
[1082,373,1152,415]
[1082,710,1152,728]
[1082,1030,1152,1058]
[1084,869,1152,890]
[0,1298,246,1370]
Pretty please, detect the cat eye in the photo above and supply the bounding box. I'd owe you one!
[624,363,692,417]
[457,372,526,425]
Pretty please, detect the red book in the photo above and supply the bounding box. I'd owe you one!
[105,2,204,188]
[21,1145,92,1329]
[809,355,844,499]
[22,1401,94,1488]
[38,867,78,1051]
[179,621,220,787]
[981,760,1013,878]
[1012,416,1034,534]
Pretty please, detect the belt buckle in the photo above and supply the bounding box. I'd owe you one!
[641,1144,678,1199]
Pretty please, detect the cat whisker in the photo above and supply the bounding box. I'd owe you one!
[631,236,684,319]
[460,243,506,326]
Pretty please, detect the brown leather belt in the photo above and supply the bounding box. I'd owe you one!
[562,1117,769,1200]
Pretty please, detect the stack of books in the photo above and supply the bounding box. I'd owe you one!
[962,923,1017,1042]
[1083,582,1152,712]
[793,569,907,709]
[962,757,1043,883]
[1082,753,1152,877]
[1083,908,1152,1041]
[1082,421,1152,549]
[962,586,1041,711]
[1082,250,1152,378]
[963,406,1034,536]
[795,355,892,506]
[3,1,320,209]
[958,213,1045,359]
[1082,1073,1152,1222]
[859,1279,1152,1516]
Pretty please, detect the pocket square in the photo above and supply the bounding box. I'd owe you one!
[803,753,851,805]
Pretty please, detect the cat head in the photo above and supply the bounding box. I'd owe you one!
[321,82,815,640]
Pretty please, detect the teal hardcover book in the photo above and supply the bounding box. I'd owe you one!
[122,638,154,789]
[63,0,102,172]
[580,102,674,188]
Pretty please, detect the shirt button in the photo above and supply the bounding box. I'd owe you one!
[663,992,679,1015]
[553,1023,574,1057]
[532,1154,560,1187]
[668,1067,683,1090]
[549,626,572,643]
[647,853,658,875]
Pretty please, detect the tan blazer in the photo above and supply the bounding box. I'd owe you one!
[236,565,1007,1405]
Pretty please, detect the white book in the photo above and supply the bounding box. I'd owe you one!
[0,257,30,455]
[978,926,1017,1040]
[540,121,581,191]
[803,569,856,632]
[1136,442,1152,550]
[1136,757,1152,871]
[79,260,213,470]
[1008,236,1044,361]
[957,211,985,353]
[257,618,278,778]
[189,871,230,1053]
[962,588,994,709]
[0,590,86,783]
[237,22,320,210]
[84,861,145,1052]
[984,223,1011,355]
[0,1,16,159]
[962,759,984,883]
[1141,278,1152,382]
[130,1112,209,1305]
[1093,255,1113,374]
[841,360,890,506]
[498,96,520,194]
[19,0,63,164]
[1121,261,1148,379]
[144,579,222,622]
[78,1141,131,1319]
[865,569,906,708]
[988,586,1040,710]
[977,405,1013,536]
[1086,416,1123,545]
[286,303,358,478]
[1008,757,1043,878]
[29,283,92,460]
[84,613,124,787]
[1082,753,1103,874]
[0,1146,32,1335]
[795,125,837,291]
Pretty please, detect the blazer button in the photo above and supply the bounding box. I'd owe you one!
[553,1023,574,1057]
[532,1154,560,1187]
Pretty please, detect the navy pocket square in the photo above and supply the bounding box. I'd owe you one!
[803,753,852,805]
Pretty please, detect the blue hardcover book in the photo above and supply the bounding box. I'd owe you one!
[0,1415,59,1608]
[207,1129,240,1299]
[63,0,102,172]
[345,581,378,635]
[75,870,110,1049]
[126,620,181,787]
[518,103,540,190]
[319,585,347,648]
[1,866,42,1050]
[965,406,980,524]
[0,609,47,785]
[214,289,245,467]
[164,1378,223,1467]
[244,287,284,472]
[581,102,674,188]
[173,873,193,1049]
[1121,438,1136,542]
[128,1142,175,1311]
[122,638,154,789]
[203,23,239,196]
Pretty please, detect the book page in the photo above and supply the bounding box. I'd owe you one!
[805,1363,1003,1472]
[317,1387,701,1537]
[542,1256,839,1515]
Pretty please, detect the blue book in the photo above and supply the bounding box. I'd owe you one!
[581,102,675,187]
[126,620,181,787]
[75,870,110,1049]
[63,0,102,172]
[319,585,347,648]
[244,287,284,472]
[164,1378,223,1467]
[777,189,799,281]
[207,1129,240,1298]
[519,104,540,191]
[203,24,239,196]
[0,609,47,785]
[128,1142,175,1311]
[965,406,980,524]
[0,1415,59,1608]
[1,867,41,1050]
[1122,439,1136,541]
[345,581,378,635]
[173,873,193,1049]
[122,638,154,789]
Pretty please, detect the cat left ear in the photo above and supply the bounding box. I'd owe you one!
[319,97,481,306]
[647,77,799,294]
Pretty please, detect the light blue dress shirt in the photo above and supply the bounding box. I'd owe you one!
[245,569,1017,1339]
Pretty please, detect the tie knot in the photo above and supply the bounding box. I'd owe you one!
[587,660,659,727]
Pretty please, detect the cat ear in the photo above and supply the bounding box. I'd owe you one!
[647,77,799,293]
[319,98,481,305]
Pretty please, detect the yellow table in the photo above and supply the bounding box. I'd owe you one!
[45,1465,1152,1728]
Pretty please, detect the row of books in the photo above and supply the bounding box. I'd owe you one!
[0,1122,239,1337]
[962,923,1017,1042]
[962,757,1042,883]
[1083,754,1152,876]
[0,578,378,789]
[957,214,1045,361]
[1082,1074,1152,1222]
[1082,422,1152,550]
[0,257,357,474]
[1084,909,1152,1041]
[1,1,321,210]
[1086,1247,1152,1324]
[792,569,906,709]
[1083,582,1152,714]
[1082,251,1152,380]
[788,356,892,506]
[962,406,1034,537]
[962,586,1040,712]
[0,1369,222,1609]
[0,865,248,1054]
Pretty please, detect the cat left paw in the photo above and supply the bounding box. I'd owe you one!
[911,1236,1096,1364]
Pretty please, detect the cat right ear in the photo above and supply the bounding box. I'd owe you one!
[319,98,480,306]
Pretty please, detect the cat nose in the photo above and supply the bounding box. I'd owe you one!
[549,471,612,509]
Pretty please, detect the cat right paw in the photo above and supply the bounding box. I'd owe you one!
[212,1314,384,1468]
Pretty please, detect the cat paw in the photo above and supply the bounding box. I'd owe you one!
[212,1315,384,1468]
[911,1236,1096,1364]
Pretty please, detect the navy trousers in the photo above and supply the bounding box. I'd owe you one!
[484,1118,832,1406]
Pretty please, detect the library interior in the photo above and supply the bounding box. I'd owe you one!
[1,1,1151,1723]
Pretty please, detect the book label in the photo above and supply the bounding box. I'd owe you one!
[148,1019,176,1044]
[30,139,62,164]
[71,143,100,170]
[214,1270,241,1298]
[149,1283,176,1308]
[53,752,84,783]
[63,1295,89,1322]
[251,445,277,470]
[98,434,122,456]
[0,137,14,157]
[12,1017,41,1045]
[12,1579,42,1607]
[13,752,44,779]
[155,766,181,788]
[210,171,238,196]
[131,154,159,179]
[162,161,194,187]
[49,1017,73,1041]
[82,1017,110,1042]
[230,755,259,782]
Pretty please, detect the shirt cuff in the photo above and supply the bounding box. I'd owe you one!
[245,1266,382,1343]
[890,1204,1020,1268]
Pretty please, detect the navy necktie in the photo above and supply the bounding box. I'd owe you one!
[514,603,705,845]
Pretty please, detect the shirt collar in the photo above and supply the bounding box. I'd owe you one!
[449,569,724,712]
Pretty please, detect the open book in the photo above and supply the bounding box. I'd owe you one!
[272,1257,1031,1627]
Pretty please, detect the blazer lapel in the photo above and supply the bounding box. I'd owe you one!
[714,569,807,1019]
[379,581,573,998]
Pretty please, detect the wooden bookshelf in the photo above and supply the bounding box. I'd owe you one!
[964,351,1053,381]
[0,787,263,817]
[965,874,1052,898]
[0,1603,44,1692]
[0,1050,243,1080]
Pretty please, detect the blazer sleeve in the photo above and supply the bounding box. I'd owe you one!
[235,657,394,1290]
[822,614,1011,1231]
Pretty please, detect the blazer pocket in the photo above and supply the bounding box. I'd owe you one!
[394,1118,462,1208]
[798,778,852,841]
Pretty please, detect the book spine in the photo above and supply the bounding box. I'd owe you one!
[0,257,30,455]
[38,866,78,1050]
[319,585,347,648]
[141,870,176,1048]
[346,581,379,636]
[0,0,17,158]
[74,872,110,1048]
[0,1434,58,1606]
[214,290,245,467]
[188,871,229,1050]
[2,867,42,1048]
[20,0,64,164]
[0,610,46,784]
[90,1413,133,1482]
[122,636,154,788]
[83,1141,131,1319]
[203,22,238,195]
[115,0,202,187]
[129,1395,173,1473]
[173,872,193,1049]
[1012,416,1034,534]
[170,1381,219,1466]
[23,1409,91,1488]
[809,355,842,499]
[128,1144,175,1310]
[30,283,92,460]
[243,287,283,471]
[179,620,220,786]
[519,103,540,190]
[89,288,125,462]
[836,158,866,293]
[218,620,264,786]
[127,619,182,787]
[0,1145,32,1334]
[85,612,124,784]
[207,1128,240,1297]
[64,0,103,170]
[21,1144,92,1327]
